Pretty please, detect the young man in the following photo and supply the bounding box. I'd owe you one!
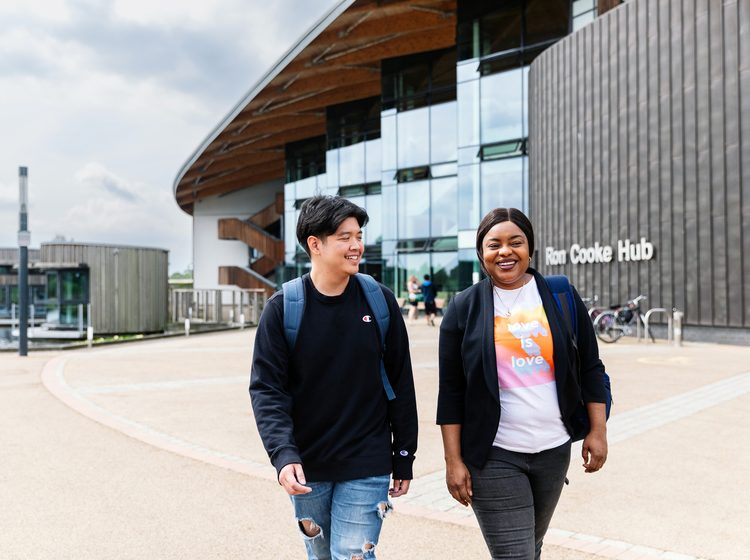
[250,195,418,560]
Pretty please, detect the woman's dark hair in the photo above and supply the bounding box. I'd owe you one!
[475,208,535,274]
[296,195,369,255]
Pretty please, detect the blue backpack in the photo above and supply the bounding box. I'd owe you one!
[282,273,396,401]
[546,275,613,441]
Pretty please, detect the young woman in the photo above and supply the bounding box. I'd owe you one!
[437,208,609,560]
[406,274,421,324]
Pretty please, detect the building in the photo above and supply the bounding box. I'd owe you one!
[0,243,168,336]
[174,0,750,342]
[530,0,750,341]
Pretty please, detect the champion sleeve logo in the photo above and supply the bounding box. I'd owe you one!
[362,315,372,323]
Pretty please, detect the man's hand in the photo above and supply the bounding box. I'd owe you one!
[389,478,411,498]
[278,463,312,495]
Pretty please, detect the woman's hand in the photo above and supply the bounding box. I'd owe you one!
[582,428,608,473]
[445,458,473,506]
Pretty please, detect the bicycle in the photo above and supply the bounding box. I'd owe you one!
[593,294,653,343]
[581,294,605,321]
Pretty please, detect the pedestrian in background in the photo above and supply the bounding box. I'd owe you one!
[421,274,437,326]
[437,207,609,560]
[406,274,421,324]
[250,195,418,560]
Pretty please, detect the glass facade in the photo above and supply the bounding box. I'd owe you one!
[279,0,582,301]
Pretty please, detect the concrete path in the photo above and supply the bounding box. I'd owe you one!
[1,323,748,559]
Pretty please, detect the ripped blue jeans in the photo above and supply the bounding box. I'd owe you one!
[290,474,392,560]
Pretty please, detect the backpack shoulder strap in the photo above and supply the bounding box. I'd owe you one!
[545,275,578,339]
[355,273,390,343]
[282,276,305,350]
[355,273,396,401]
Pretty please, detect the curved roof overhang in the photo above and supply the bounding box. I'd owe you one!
[173,0,456,215]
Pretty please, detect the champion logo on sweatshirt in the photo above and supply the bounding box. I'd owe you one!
[362,315,372,323]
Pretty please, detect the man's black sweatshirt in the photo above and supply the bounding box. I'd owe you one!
[249,275,418,482]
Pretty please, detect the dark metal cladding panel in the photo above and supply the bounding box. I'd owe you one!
[722,0,742,330]
[709,0,728,325]
[662,3,694,320]
[657,0,673,315]
[531,0,749,329]
[695,1,712,325]
[682,0,699,326]
[740,0,750,326]
[636,0,652,306]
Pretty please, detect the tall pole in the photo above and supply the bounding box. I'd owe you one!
[18,166,30,356]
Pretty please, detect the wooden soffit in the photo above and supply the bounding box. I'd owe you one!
[174,0,456,214]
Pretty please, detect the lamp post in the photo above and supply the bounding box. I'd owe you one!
[18,167,30,356]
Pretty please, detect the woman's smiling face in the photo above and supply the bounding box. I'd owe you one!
[481,220,530,289]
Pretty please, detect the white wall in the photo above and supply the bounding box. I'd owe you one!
[192,180,282,290]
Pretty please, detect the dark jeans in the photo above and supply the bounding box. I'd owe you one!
[468,441,571,560]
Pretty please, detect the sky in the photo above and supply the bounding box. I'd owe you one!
[0,0,338,274]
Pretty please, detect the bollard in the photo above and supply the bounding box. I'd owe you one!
[184,318,190,336]
[87,326,94,349]
[240,313,245,330]
[672,310,683,347]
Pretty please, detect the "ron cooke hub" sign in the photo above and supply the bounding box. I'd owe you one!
[545,238,654,266]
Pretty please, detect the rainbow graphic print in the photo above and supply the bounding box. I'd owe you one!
[494,304,555,390]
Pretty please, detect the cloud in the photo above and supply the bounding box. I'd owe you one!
[74,162,142,203]
[0,0,340,272]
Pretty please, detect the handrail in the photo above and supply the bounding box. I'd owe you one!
[643,307,673,343]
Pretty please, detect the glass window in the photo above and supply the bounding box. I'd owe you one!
[430,251,460,295]
[326,150,339,187]
[432,162,458,178]
[285,136,326,183]
[326,96,380,149]
[458,163,480,229]
[382,48,456,112]
[397,253,431,298]
[382,185,398,241]
[480,3,523,56]
[365,138,382,183]
[431,177,458,238]
[481,68,524,144]
[381,111,397,171]
[430,102,458,164]
[397,180,430,239]
[458,80,480,147]
[365,193,382,245]
[481,157,525,216]
[573,11,595,31]
[295,175,320,199]
[338,142,366,187]
[60,270,87,302]
[525,0,570,46]
[573,0,595,16]
[46,271,58,301]
[396,107,430,169]
[284,200,298,256]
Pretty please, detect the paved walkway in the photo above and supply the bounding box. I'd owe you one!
[2,323,749,559]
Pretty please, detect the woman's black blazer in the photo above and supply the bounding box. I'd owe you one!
[436,268,608,469]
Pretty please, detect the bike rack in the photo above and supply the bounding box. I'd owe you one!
[643,308,673,343]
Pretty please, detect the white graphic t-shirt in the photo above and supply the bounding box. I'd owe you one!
[492,277,570,453]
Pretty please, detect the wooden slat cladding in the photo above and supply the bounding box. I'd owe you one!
[174,0,457,213]
[529,0,749,329]
[218,219,284,262]
[39,243,168,334]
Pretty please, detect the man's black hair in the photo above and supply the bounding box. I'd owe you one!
[423,274,431,281]
[296,195,369,256]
